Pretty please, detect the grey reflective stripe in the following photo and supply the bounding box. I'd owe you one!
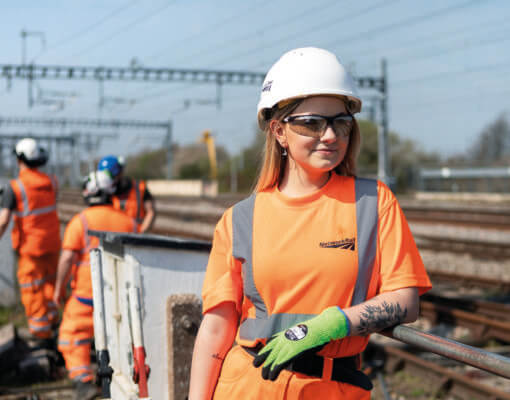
[16,179,29,215]
[352,178,378,305]
[13,179,57,217]
[232,194,268,321]
[132,219,138,233]
[233,178,379,341]
[120,199,127,210]
[29,315,49,322]
[240,313,316,340]
[29,324,51,332]
[72,371,93,382]
[75,338,93,346]
[70,365,91,372]
[19,277,47,288]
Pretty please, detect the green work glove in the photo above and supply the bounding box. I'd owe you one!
[252,306,350,381]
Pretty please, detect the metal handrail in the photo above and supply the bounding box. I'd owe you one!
[381,325,510,379]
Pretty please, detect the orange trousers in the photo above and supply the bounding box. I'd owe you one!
[57,295,94,383]
[213,345,371,400]
[17,252,59,339]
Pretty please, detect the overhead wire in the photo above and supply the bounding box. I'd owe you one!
[324,0,485,50]
[392,58,510,87]
[389,27,510,67]
[67,1,177,61]
[35,0,139,61]
[132,0,396,104]
[144,0,269,64]
[167,0,343,67]
[346,13,510,62]
[210,0,402,69]
[124,0,339,101]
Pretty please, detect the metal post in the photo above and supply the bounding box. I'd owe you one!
[20,30,27,65]
[27,64,34,108]
[378,58,389,185]
[90,248,113,399]
[70,134,80,186]
[166,121,172,179]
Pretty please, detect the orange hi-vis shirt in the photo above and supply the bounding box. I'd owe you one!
[62,204,139,300]
[10,168,61,256]
[202,174,432,359]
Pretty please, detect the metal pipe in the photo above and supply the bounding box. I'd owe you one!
[128,287,151,399]
[381,325,510,379]
[90,248,113,399]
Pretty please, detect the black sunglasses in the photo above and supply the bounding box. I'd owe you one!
[282,113,353,139]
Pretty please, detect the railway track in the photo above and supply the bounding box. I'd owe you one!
[428,270,510,292]
[53,191,510,399]
[399,201,510,230]
[368,341,510,400]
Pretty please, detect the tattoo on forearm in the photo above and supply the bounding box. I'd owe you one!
[211,353,224,361]
[357,301,407,336]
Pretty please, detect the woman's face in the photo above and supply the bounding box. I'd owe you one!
[276,96,350,176]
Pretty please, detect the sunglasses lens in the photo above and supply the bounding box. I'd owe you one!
[288,117,325,137]
[332,118,353,137]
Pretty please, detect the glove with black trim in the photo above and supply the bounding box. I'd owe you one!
[252,306,350,381]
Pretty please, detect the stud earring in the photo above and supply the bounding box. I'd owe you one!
[282,147,287,157]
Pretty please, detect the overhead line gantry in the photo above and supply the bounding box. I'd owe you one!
[0,62,389,182]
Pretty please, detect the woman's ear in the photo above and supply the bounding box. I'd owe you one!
[269,119,287,148]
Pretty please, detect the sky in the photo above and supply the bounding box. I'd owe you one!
[1,0,509,167]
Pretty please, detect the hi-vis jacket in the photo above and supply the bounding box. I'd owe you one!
[64,205,138,303]
[10,168,61,256]
[202,174,431,359]
[112,179,147,224]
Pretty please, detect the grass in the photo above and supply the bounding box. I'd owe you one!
[0,303,27,329]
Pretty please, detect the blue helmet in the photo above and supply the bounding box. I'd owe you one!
[98,155,123,178]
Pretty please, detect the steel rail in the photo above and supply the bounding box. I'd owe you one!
[378,344,510,400]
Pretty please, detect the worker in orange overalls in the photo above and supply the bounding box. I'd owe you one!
[98,155,156,233]
[0,138,60,344]
[53,170,139,400]
[189,48,432,400]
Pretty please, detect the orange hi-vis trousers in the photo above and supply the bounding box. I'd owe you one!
[17,252,59,339]
[213,346,371,400]
[57,296,94,383]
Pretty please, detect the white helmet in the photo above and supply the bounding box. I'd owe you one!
[257,47,362,126]
[83,170,116,205]
[14,138,48,167]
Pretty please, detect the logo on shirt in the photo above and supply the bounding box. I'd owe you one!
[319,238,355,251]
[285,324,308,341]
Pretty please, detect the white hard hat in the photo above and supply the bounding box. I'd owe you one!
[257,47,362,125]
[14,138,48,167]
[84,170,116,196]
[15,138,41,161]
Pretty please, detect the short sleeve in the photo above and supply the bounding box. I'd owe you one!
[62,215,85,251]
[377,183,432,296]
[201,208,243,315]
[1,184,17,210]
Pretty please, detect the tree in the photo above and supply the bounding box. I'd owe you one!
[467,113,510,165]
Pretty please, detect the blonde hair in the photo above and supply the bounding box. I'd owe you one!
[253,97,361,193]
